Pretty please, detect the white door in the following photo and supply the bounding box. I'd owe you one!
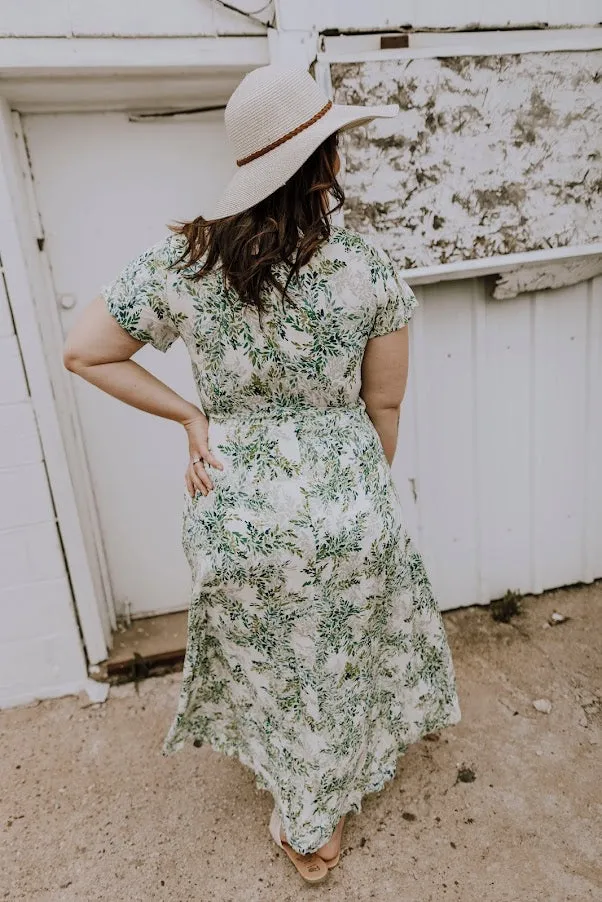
[23,110,234,619]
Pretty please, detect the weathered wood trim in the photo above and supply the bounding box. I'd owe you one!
[280,0,602,33]
[0,0,269,37]
[319,27,602,62]
[493,256,602,299]
[401,244,602,286]
[0,35,270,74]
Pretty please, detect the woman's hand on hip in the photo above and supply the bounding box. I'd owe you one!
[182,411,224,497]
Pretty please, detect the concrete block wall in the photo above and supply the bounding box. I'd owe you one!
[0,269,87,708]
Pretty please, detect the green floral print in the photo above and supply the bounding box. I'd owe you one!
[101,225,461,856]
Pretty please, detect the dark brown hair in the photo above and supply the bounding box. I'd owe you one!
[169,131,344,317]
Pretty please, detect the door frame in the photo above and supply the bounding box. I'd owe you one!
[0,37,270,666]
[0,99,111,664]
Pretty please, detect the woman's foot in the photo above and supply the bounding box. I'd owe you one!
[315,815,346,863]
[279,815,345,861]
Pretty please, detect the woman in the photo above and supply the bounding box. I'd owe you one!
[63,64,461,883]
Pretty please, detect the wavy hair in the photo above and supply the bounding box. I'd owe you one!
[169,131,344,316]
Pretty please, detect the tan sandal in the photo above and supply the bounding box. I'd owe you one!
[318,850,340,869]
[269,807,329,884]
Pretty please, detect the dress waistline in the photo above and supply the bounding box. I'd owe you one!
[208,404,368,426]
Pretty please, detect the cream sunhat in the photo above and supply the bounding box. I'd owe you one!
[204,64,399,221]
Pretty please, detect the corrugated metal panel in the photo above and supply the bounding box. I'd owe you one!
[393,275,602,610]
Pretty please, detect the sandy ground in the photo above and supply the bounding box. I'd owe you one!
[1,582,601,902]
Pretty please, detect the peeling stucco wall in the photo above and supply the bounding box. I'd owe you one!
[332,51,602,271]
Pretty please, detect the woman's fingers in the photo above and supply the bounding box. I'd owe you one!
[203,450,224,470]
[186,439,225,498]
[189,448,222,494]
[183,415,224,486]
[190,461,210,494]
[185,460,204,496]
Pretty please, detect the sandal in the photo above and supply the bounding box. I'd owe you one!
[318,849,340,869]
[269,807,329,884]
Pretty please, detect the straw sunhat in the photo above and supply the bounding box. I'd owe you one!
[205,64,399,220]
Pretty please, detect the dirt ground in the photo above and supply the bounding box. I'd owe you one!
[1,583,600,902]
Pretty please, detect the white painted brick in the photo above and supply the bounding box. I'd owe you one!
[0,335,28,403]
[0,463,54,530]
[0,402,42,467]
[0,577,75,642]
[0,632,86,702]
[46,632,87,680]
[0,522,66,588]
[0,271,14,337]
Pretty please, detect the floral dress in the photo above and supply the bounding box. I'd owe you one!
[101,225,461,855]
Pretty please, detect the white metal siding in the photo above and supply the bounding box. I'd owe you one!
[393,275,602,609]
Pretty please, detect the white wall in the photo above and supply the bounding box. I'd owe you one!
[0,266,87,708]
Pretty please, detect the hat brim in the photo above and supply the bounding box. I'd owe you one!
[203,103,399,221]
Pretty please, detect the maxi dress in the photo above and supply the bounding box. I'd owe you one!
[101,225,461,856]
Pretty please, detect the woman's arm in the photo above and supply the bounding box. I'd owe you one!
[359,326,410,466]
[63,296,223,496]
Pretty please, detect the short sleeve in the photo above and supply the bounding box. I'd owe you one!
[368,246,419,339]
[100,240,180,353]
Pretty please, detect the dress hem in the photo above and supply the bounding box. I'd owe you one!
[160,699,462,855]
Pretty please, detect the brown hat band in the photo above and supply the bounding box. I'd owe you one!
[236,100,333,167]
